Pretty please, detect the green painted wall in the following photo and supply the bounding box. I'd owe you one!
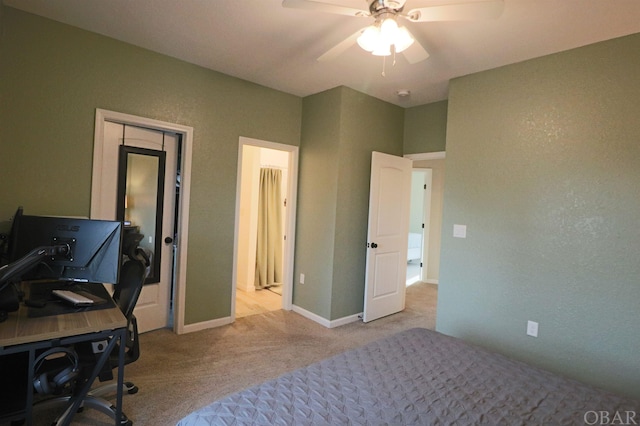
[293,88,342,319]
[438,33,640,399]
[332,88,404,319]
[403,100,448,154]
[0,7,302,325]
[295,87,404,320]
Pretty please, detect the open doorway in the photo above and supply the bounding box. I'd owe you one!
[407,169,431,286]
[406,153,445,286]
[233,137,298,319]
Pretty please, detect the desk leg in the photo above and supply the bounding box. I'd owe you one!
[25,348,35,426]
[115,327,125,425]
[52,333,122,426]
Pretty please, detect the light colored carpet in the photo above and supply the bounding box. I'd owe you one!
[31,282,437,426]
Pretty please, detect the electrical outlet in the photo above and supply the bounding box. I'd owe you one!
[527,320,539,337]
[300,273,305,284]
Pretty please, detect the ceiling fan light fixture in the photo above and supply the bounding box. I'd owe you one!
[357,25,380,52]
[394,26,414,53]
[379,17,399,39]
[372,42,392,56]
[356,15,414,58]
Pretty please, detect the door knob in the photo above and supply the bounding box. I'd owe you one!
[370,242,378,248]
[164,237,173,244]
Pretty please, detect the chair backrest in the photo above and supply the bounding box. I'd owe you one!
[112,257,146,319]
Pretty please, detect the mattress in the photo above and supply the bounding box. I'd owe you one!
[177,328,639,425]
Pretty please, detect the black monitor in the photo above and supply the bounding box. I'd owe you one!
[6,206,23,263]
[10,215,122,284]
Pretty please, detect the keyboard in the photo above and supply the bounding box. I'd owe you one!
[52,290,95,307]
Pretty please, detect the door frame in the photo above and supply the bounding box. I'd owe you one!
[405,151,446,285]
[90,108,193,334]
[407,169,425,285]
[232,137,299,318]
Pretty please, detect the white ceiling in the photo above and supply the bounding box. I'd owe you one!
[5,0,640,107]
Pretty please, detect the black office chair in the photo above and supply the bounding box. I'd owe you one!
[34,249,148,426]
[86,253,146,395]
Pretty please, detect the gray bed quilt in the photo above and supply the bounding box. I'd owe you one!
[177,328,639,425]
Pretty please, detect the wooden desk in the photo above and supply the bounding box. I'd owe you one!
[0,283,127,426]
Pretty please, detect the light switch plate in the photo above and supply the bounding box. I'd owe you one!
[453,224,467,238]
[527,320,539,337]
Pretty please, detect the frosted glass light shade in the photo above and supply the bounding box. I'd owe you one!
[357,26,380,52]
[380,17,398,40]
[394,26,414,53]
[372,41,391,56]
[356,17,414,57]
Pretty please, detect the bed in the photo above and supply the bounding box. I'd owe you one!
[177,328,639,425]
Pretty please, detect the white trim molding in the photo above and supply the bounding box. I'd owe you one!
[181,316,234,334]
[232,137,299,321]
[291,305,362,328]
[92,108,193,335]
[404,151,446,161]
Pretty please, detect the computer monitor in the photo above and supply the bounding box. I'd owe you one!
[6,206,23,263]
[10,215,122,284]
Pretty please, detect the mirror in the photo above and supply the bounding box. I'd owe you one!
[116,146,166,284]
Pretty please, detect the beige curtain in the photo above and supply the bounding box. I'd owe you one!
[255,168,283,289]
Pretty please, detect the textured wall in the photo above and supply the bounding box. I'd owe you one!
[332,88,404,319]
[438,33,640,398]
[294,88,342,318]
[295,87,403,321]
[0,7,302,325]
[404,100,448,154]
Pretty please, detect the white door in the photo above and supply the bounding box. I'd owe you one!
[93,121,177,333]
[363,152,412,322]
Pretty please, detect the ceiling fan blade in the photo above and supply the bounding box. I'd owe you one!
[402,36,429,64]
[405,0,504,22]
[282,0,368,17]
[317,29,362,62]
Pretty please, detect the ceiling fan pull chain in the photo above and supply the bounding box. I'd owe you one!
[381,55,386,77]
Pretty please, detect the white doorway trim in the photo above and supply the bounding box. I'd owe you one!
[90,108,193,335]
[404,152,446,161]
[407,168,430,286]
[405,151,445,286]
[232,137,299,318]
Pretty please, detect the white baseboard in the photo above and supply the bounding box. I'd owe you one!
[425,279,439,285]
[291,305,330,327]
[329,313,362,328]
[177,316,233,334]
[291,305,361,328]
[177,306,364,334]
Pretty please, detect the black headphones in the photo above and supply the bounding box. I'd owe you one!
[33,347,79,394]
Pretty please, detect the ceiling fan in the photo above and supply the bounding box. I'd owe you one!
[282,0,505,64]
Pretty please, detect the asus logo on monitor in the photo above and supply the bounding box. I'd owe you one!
[15,215,122,284]
[56,225,80,232]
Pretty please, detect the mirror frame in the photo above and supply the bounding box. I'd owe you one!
[116,145,166,284]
